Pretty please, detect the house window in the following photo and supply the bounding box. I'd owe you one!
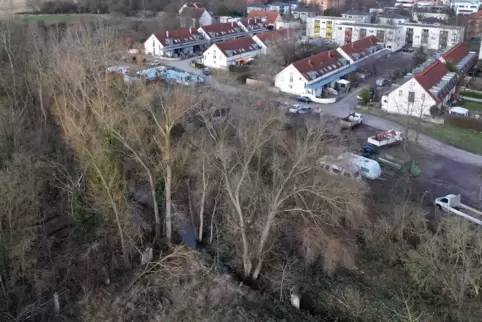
[289,72,293,82]
[408,91,415,103]
[398,90,402,96]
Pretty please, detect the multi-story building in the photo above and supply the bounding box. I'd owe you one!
[415,0,444,7]
[333,23,406,51]
[306,16,368,40]
[291,6,319,21]
[451,0,481,15]
[341,11,372,23]
[402,23,465,51]
[466,10,482,40]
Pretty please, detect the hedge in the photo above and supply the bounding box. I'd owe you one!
[461,90,482,99]
[444,115,482,132]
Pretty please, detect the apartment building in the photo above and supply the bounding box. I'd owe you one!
[412,7,451,23]
[306,16,368,39]
[304,0,346,11]
[451,0,481,15]
[333,23,406,51]
[466,10,482,40]
[395,0,415,8]
[402,23,465,51]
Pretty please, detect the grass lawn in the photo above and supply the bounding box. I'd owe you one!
[461,101,482,114]
[19,14,79,22]
[356,105,482,155]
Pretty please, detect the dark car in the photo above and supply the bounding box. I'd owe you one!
[296,96,312,103]
[202,69,211,76]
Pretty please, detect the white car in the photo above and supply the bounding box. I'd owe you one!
[289,104,302,113]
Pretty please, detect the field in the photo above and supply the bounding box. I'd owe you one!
[461,100,482,114]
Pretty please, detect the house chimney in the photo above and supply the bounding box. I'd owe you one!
[308,59,312,66]
[232,21,234,27]
[189,27,192,33]
[166,30,169,37]
[328,51,331,58]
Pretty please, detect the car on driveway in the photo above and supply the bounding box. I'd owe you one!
[296,96,312,103]
[376,78,389,87]
[202,69,211,76]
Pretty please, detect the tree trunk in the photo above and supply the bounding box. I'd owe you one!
[147,170,161,243]
[198,161,206,242]
[252,211,276,279]
[165,164,172,243]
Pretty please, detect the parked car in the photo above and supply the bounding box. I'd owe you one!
[202,69,210,76]
[296,96,312,103]
[376,78,389,87]
[289,105,312,114]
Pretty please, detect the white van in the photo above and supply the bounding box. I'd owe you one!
[449,106,469,117]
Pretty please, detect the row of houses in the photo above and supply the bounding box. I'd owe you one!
[202,29,295,68]
[144,11,282,58]
[382,42,477,116]
[274,36,392,98]
[306,15,465,52]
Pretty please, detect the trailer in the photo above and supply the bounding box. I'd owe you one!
[434,194,482,226]
[340,112,363,129]
[377,154,420,177]
[367,130,404,147]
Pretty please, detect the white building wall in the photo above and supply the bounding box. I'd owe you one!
[274,65,308,95]
[412,12,449,22]
[340,14,371,23]
[451,0,481,15]
[333,25,405,52]
[378,17,409,25]
[306,16,365,39]
[144,34,166,56]
[479,40,482,59]
[203,45,227,68]
[199,11,213,26]
[403,25,464,50]
[382,78,436,117]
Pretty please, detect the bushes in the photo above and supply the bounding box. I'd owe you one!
[444,114,482,132]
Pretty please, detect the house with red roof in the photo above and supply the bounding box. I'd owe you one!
[198,22,248,43]
[144,28,208,58]
[381,43,477,117]
[252,28,297,54]
[202,37,263,69]
[274,36,390,97]
[247,10,283,29]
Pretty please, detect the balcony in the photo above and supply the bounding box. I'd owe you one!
[326,23,332,27]
[326,29,332,34]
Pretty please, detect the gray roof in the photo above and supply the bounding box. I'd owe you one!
[294,6,318,13]
[339,22,400,29]
[379,13,409,19]
[413,7,452,14]
[343,10,371,16]
[420,17,447,24]
[400,22,464,30]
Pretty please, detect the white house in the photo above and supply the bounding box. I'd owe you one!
[246,4,269,13]
[401,23,465,51]
[198,22,248,43]
[274,36,390,97]
[451,0,481,15]
[333,23,405,52]
[202,37,262,69]
[306,16,368,40]
[248,10,283,29]
[179,7,213,27]
[268,2,292,14]
[144,28,208,57]
[381,43,477,116]
[253,28,296,54]
[377,13,410,25]
[237,18,268,35]
[412,7,451,22]
[341,11,372,23]
[291,6,318,21]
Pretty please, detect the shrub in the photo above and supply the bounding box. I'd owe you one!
[461,90,482,99]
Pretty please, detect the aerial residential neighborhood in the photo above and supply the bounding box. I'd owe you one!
[3,0,482,321]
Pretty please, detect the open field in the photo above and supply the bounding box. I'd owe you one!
[461,100,482,113]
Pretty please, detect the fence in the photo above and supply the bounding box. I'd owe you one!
[444,115,482,132]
